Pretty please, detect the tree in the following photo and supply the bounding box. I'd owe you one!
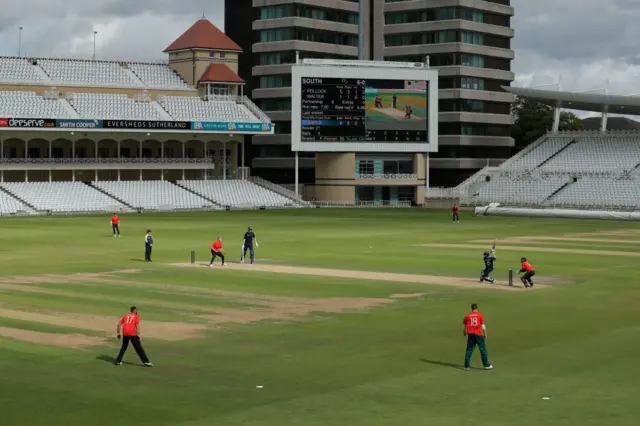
[511,96,582,150]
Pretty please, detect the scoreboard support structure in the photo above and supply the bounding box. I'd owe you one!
[290,57,439,204]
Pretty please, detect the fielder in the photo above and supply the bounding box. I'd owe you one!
[480,242,496,283]
[241,226,258,264]
[462,303,492,371]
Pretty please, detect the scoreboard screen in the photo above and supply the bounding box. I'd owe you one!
[300,77,428,143]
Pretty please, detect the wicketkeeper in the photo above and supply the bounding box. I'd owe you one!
[518,257,536,288]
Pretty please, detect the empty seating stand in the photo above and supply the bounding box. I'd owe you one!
[1,182,129,213]
[68,92,163,120]
[179,180,297,209]
[0,57,45,84]
[93,181,216,211]
[0,191,33,215]
[0,91,70,118]
[158,96,259,122]
[39,59,135,86]
[464,131,640,210]
[127,63,189,89]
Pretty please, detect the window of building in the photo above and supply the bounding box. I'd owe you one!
[204,83,230,98]
[219,52,225,58]
[259,5,294,19]
[259,75,292,88]
[357,160,374,175]
[385,30,455,47]
[273,121,291,134]
[462,100,485,113]
[461,31,484,45]
[461,54,485,68]
[296,6,358,24]
[461,77,485,90]
[260,28,294,42]
[435,7,456,20]
[259,52,295,65]
[385,7,455,24]
[296,28,358,46]
[461,9,484,23]
[257,98,291,111]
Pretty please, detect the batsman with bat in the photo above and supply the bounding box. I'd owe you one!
[240,226,258,264]
[480,240,497,283]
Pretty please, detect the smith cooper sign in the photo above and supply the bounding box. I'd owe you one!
[103,120,190,130]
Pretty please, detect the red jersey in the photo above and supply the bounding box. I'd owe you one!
[463,312,485,336]
[119,313,140,336]
[521,261,534,272]
[111,215,120,225]
[452,205,459,213]
[212,241,222,252]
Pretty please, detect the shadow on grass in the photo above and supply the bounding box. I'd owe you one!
[96,355,145,368]
[129,259,146,262]
[419,358,467,370]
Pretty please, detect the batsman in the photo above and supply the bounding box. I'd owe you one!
[240,226,258,264]
[480,240,496,283]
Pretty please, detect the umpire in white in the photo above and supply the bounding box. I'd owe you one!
[144,229,154,262]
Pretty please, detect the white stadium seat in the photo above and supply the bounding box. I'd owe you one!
[38,59,135,86]
[0,57,45,83]
[0,182,129,213]
[0,191,33,215]
[0,90,70,118]
[179,180,297,208]
[93,181,215,211]
[463,131,640,210]
[68,92,163,120]
[127,63,189,89]
[159,96,260,122]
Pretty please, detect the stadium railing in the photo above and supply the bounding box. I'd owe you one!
[238,96,272,123]
[355,173,418,180]
[313,200,412,208]
[425,187,462,199]
[0,158,213,164]
[248,176,310,206]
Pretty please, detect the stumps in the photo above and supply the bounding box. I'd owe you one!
[190,249,195,265]
[508,269,513,286]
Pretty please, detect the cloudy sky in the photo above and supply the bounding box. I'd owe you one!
[0,0,639,97]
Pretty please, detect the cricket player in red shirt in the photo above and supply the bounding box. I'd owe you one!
[209,237,225,267]
[463,303,492,370]
[115,306,153,367]
[110,214,120,237]
[519,257,536,288]
[452,203,460,223]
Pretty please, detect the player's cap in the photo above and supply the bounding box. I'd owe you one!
[146,229,151,233]
[483,252,489,256]
[521,257,527,262]
[248,226,252,231]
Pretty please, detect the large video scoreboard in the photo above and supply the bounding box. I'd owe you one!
[292,61,438,153]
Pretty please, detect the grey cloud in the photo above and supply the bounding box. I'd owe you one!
[512,0,640,62]
[0,0,639,98]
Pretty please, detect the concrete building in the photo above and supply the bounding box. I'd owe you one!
[225,0,515,187]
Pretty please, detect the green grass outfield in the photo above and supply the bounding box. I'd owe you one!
[0,209,639,425]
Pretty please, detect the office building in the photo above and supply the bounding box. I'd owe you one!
[225,0,515,186]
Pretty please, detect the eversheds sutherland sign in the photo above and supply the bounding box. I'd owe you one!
[8,118,56,128]
[103,120,190,130]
